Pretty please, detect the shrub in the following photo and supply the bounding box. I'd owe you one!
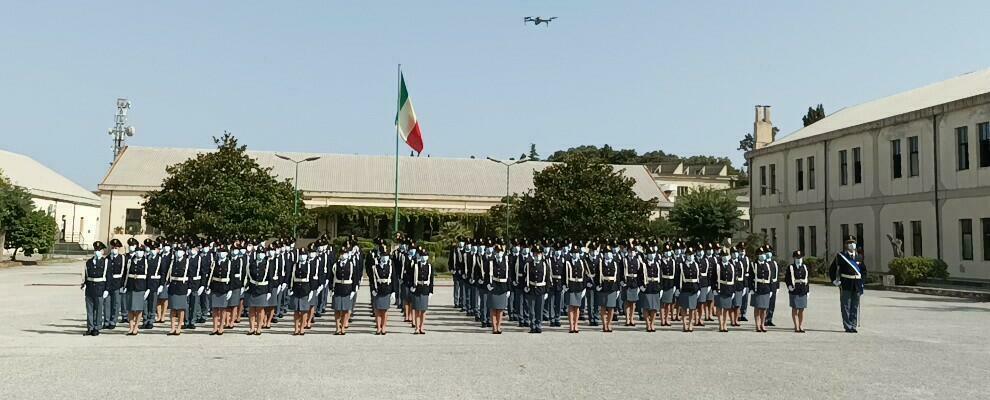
[804,256,825,277]
[887,257,949,286]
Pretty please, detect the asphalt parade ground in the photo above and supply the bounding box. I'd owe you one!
[0,262,988,399]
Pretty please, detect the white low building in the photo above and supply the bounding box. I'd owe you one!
[0,149,101,252]
[747,69,990,281]
[98,146,669,243]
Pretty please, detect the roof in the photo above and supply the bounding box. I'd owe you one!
[101,146,669,207]
[769,68,990,148]
[0,149,101,206]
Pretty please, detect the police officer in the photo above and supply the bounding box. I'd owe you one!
[620,242,642,327]
[142,240,164,329]
[731,244,747,327]
[658,243,677,327]
[695,243,716,326]
[184,242,207,330]
[583,243,601,326]
[208,246,234,335]
[228,244,246,328]
[82,241,110,336]
[370,242,394,335]
[675,246,702,333]
[122,245,149,335]
[486,243,510,334]
[166,245,192,336]
[714,249,735,332]
[332,244,357,335]
[103,238,125,330]
[410,250,435,335]
[564,245,586,333]
[525,247,552,333]
[750,246,773,333]
[737,244,753,322]
[593,244,620,333]
[156,239,174,322]
[288,244,312,336]
[449,236,466,311]
[401,242,419,324]
[829,235,866,333]
[546,242,566,328]
[763,245,781,327]
[639,243,662,332]
[785,250,810,333]
[245,246,271,335]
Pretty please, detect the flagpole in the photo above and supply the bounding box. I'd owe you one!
[393,64,401,236]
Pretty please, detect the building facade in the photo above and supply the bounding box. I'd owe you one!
[747,70,990,281]
[98,146,668,243]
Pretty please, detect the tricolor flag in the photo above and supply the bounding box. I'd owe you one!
[395,73,424,153]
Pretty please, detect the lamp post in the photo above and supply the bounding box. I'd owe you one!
[275,154,321,239]
[487,157,528,241]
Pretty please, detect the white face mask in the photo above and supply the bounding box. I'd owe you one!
[219,252,228,259]
[128,245,136,252]
[309,252,317,259]
[795,258,803,266]
[93,251,103,258]
[135,251,145,258]
[421,256,429,263]
[176,250,185,258]
[299,254,308,262]
[111,248,119,256]
[847,243,857,251]
[722,256,731,263]
[190,249,199,256]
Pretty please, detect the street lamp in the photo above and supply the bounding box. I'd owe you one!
[275,154,321,239]
[487,157,529,241]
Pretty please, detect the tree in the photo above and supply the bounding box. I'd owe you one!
[527,143,540,161]
[667,187,742,243]
[737,133,755,168]
[511,153,657,238]
[802,104,826,127]
[0,171,33,252]
[143,133,308,239]
[5,209,57,260]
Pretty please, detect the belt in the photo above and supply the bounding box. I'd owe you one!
[718,280,734,285]
[682,278,699,283]
[661,275,674,279]
[601,277,616,281]
[568,277,583,282]
[416,280,430,285]
[551,275,562,279]
[755,279,770,284]
[699,273,708,277]
[840,274,861,279]
[150,275,161,279]
[645,278,660,282]
[192,276,202,280]
[250,279,268,286]
[528,281,547,286]
[377,279,392,284]
[294,277,309,282]
[233,274,241,278]
[127,274,146,279]
[170,277,188,282]
[111,274,123,278]
[86,277,106,282]
[793,279,809,284]
[625,274,638,278]
[493,278,508,283]
[211,277,230,283]
[337,280,353,284]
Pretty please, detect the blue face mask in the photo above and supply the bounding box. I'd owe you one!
[758,254,767,262]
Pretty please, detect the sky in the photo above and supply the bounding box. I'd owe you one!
[2,1,990,190]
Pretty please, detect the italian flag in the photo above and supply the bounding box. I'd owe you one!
[395,73,424,153]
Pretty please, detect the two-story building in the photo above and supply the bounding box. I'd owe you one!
[747,69,990,280]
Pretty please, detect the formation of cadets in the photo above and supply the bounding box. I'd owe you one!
[79,233,868,336]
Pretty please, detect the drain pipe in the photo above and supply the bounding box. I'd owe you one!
[932,111,942,260]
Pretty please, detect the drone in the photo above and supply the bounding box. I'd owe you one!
[524,16,557,27]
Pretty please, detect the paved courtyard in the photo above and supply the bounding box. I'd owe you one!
[0,262,987,399]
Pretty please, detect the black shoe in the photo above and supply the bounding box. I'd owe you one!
[140,322,152,329]
[850,328,858,333]
[738,316,748,322]
[92,330,100,336]
[107,324,116,330]
[528,328,537,333]
[82,330,91,336]
[766,322,776,327]
[314,312,322,318]
[196,317,207,324]
[188,325,197,330]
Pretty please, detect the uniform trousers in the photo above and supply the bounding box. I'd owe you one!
[478,289,491,324]
[514,289,530,324]
[582,288,599,323]
[458,277,469,311]
[507,289,517,319]
[201,292,211,318]
[465,284,476,314]
[317,285,329,314]
[103,289,121,326]
[765,287,778,323]
[186,292,202,325]
[144,288,159,323]
[527,291,546,330]
[545,288,564,324]
[740,290,750,318]
[839,288,861,331]
[452,276,462,308]
[85,295,104,332]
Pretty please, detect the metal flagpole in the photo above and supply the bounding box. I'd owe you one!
[393,64,401,235]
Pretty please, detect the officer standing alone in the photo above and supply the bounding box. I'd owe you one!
[829,235,866,333]
[82,241,110,336]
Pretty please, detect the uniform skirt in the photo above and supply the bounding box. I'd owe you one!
[732,290,745,308]
[168,294,188,310]
[789,294,808,309]
[290,295,312,312]
[209,292,229,310]
[227,288,243,308]
[751,293,770,309]
[372,294,392,311]
[716,292,735,309]
[566,290,585,307]
[595,291,618,308]
[247,293,269,308]
[412,294,430,311]
[401,286,413,301]
[488,292,509,310]
[641,293,661,311]
[157,285,169,300]
[677,291,699,309]
[332,295,353,311]
[660,289,676,304]
[128,291,147,312]
[696,287,711,308]
[621,287,640,303]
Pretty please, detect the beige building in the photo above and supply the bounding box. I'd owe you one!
[747,69,990,281]
[649,161,736,201]
[0,149,101,252]
[98,146,669,243]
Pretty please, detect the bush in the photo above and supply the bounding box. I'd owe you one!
[333,236,451,273]
[804,256,825,277]
[888,257,949,286]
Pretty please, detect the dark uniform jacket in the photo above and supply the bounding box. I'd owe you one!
[469,254,486,287]
[107,253,125,290]
[828,251,866,293]
[486,256,511,295]
[526,258,552,296]
[332,258,356,296]
[246,258,272,296]
[732,259,747,292]
[659,257,677,291]
[209,258,232,294]
[768,260,780,290]
[412,261,434,295]
[640,257,662,294]
[549,256,566,291]
[125,256,148,292]
[585,255,601,288]
[146,255,165,291]
[785,263,810,296]
[698,256,714,288]
[448,248,465,280]
[289,257,311,298]
[229,256,245,292]
[715,260,736,296]
[83,256,110,297]
[187,254,207,292]
[370,257,393,295]
[595,257,620,293]
[620,254,642,288]
[565,256,586,293]
[675,260,700,294]
[750,261,773,295]
[167,257,192,296]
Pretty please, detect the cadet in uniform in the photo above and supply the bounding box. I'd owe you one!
[401,242,419,324]
[525,247,552,333]
[82,241,110,336]
[410,250,435,335]
[288,246,312,336]
[638,244,661,332]
[449,237,465,311]
[582,243,601,326]
[142,240,163,329]
[593,245,620,333]
[829,235,866,333]
[370,243,394,335]
[785,250,810,333]
[104,238,125,330]
[730,244,747,327]
[658,244,677,327]
[184,243,207,330]
[694,243,715,326]
[619,244,642,327]
[714,249,735,332]
[120,237,141,324]
[166,246,192,336]
[208,246,233,335]
[485,243,510,334]
[763,246,781,327]
[228,245,246,329]
[332,245,357,335]
[546,243,566,327]
[737,245,752,322]
[750,246,773,333]
[245,249,271,335]
[565,246,586,333]
[675,246,701,333]
[123,245,149,335]
[156,240,173,322]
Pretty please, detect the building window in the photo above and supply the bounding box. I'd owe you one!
[852,147,862,184]
[797,226,806,255]
[839,150,848,185]
[911,220,923,257]
[124,209,142,235]
[908,136,920,177]
[961,219,973,261]
[809,226,818,257]
[770,228,777,252]
[980,122,990,168]
[796,158,804,191]
[759,166,767,195]
[982,218,990,261]
[807,156,816,190]
[956,126,970,170]
[769,164,777,194]
[891,139,902,179]
[855,223,864,251]
[761,228,768,241]
[893,221,904,245]
[677,186,689,197]
[840,224,850,244]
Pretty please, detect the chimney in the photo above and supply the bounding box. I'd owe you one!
[754,105,774,150]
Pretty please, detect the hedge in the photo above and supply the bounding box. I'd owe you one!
[887,257,949,286]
